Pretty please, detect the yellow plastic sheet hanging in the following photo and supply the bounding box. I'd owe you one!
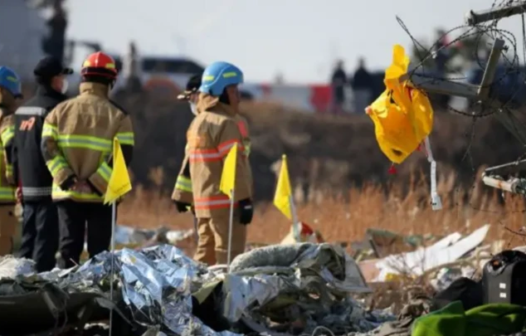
[367,44,434,164]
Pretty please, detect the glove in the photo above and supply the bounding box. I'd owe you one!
[239,198,253,225]
[60,175,77,191]
[174,201,191,213]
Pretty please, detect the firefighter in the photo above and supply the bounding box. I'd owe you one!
[14,56,72,272]
[171,73,202,213]
[0,66,23,256]
[41,52,134,269]
[187,61,253,265]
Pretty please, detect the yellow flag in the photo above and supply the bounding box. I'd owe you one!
[104,138,132,205]
[220,144,237,198]
[273,155,292,219]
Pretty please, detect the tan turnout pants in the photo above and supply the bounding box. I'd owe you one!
[194,211,247,266]
[0,205,17,256]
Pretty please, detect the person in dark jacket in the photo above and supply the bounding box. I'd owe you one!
[330,60,347,115]
[14,56,72,272]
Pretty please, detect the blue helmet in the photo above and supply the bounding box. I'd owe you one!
[0,66,22,98]
[199,61,243,96]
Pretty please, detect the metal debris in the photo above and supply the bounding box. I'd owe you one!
[0,243,388,335]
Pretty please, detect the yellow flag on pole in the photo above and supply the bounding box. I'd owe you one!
[104,138,132,205]
[273,155,292,220]
[220,144,238,198]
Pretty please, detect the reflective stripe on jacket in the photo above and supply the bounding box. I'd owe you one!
[41,82,134,203]
[187,93,253,217]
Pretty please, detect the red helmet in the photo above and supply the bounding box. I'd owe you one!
[81,52,117,80]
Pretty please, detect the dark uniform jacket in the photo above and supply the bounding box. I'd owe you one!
[13,85,68,202]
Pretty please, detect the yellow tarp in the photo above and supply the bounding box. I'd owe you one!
[367,44,434,164]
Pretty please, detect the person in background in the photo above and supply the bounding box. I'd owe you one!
[0,66,23,256]
[172,73,202,214]
[14,56,72,272]
[41,52,135,269]
[122,41,142,92]
[330,60,347,115]
[187,62,253,265]
[433,29,451,109]
[351,57,373,114]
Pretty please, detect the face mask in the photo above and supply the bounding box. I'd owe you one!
[189,102,197,115]
[61,78,69,94]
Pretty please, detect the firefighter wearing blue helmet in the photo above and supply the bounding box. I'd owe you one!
[186,61,253,265]
[0,66,23,255]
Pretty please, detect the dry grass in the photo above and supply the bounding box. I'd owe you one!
[118,169,526,249]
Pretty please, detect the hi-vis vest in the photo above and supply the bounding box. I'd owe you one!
[41,82,134,203]
[0,110,15,203]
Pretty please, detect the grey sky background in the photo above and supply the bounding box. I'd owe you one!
[67,0,526,83]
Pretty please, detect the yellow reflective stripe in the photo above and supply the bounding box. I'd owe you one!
[0,187,15,200]
[96,162,112,182]
[244,143,251,157]
[42,123,58,138]
[116,132,134,146]
[47,156,68,177]
[1,126,14,145]
[223,72,238,78]
[5,165,13,175]
[52,186,102,200]
[175,175,192,192]
[57,135,112,152]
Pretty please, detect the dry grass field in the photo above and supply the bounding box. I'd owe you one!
[118,168,526,250]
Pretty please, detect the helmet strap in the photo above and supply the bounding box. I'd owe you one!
[219,90,230,105]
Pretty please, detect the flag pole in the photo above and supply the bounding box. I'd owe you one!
[109,201,117,336]
[227,188,235,268]
[289,194,300,242]
[283,155,300,242]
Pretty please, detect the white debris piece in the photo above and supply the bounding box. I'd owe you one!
[0,255,35,279]
[375,224,490,281]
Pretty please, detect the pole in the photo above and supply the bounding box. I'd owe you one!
[465,1,526,25]
[193,215,199,245]
[289,195,300,242]
[108,201,117,336]
[227,188,235,268]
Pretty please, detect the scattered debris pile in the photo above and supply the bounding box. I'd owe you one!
[0,243,392,336]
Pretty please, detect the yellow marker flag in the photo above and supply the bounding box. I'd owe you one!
[273,155,292,220]
[104,138,132,205]
[220,144,238,198]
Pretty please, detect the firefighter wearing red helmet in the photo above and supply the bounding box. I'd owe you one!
[41,51,135,269]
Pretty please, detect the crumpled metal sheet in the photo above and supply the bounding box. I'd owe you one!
[37,245,240,336]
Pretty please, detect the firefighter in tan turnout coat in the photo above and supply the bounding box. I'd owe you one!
[187,61,254,265]
[41,52,134,268]
[0,66,22,255]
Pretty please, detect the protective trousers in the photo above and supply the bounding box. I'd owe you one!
[56,200,112,269]
[194,211,247,266]
[18,200,59,272]
[0,205,17,256]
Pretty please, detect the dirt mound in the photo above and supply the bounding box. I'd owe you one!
[110,89,525,202]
